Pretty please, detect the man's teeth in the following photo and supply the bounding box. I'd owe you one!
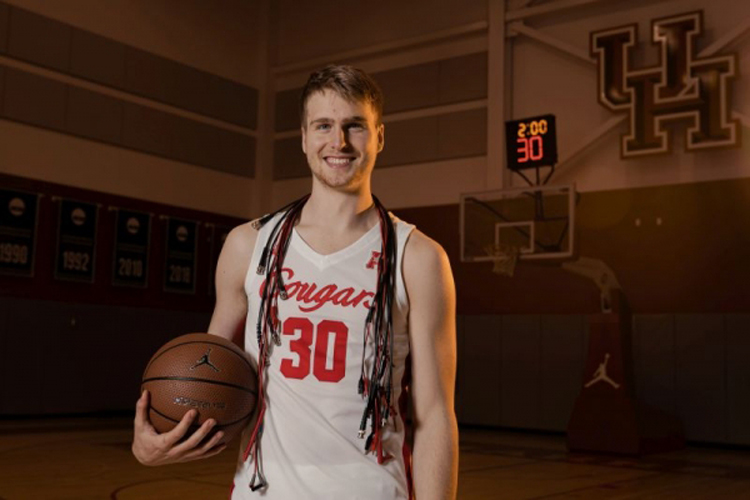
[327,158,351,166]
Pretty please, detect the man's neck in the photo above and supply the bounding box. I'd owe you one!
[300,182,378,234]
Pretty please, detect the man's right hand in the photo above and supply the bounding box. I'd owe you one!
[132,390,227,466]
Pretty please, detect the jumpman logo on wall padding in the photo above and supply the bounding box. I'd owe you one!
[584,353,620,389]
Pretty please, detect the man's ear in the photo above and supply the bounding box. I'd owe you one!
[301,125,307,154]
[377,123,385,153]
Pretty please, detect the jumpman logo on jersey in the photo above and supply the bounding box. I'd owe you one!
[190,348,220,372]
[584,353,620,389]
[366,251,380,270]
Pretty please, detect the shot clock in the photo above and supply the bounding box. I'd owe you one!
[505,114,557,170]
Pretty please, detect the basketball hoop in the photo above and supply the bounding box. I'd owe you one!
[484,243,521,277]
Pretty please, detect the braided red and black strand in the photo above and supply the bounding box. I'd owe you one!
[244,195,398,490]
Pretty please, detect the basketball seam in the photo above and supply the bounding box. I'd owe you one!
[142,376,258,395]
[144,339,255,375]
[148,402,257,428]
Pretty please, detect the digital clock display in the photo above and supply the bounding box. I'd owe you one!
[505,114,557,170]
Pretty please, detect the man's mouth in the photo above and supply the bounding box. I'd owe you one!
[324,156,355,168]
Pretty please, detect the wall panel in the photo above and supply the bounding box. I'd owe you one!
[123,47,258,128]
[2,298,59,413]
[275,87,301,132]
[69,28,127,88]
[632,315,676,414]
[273,53,489,132]
[455,314,465,422]
[1,66,256,177]
[120,103,175,159]
[0,66,5,114]
[273,137,308,180]
[437,108,486,159]
[674,315,726,442]
[726,314,750,445]
[500,315,541,429]
[378,116,439,167]
[378,62,440,114]
[0,297,8,410]
[273,0,486,66]
[0,2,9,53]
[3,67,66,130]
[459,315,502,426]
[0,297,212,415]
[66,86,124,144]
[7,6,70,71]
[539,315,585,431]
[218,131,257,178]
[171,117,224,172]
[438,52,487,104]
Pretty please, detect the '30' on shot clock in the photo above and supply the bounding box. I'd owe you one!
[505,114,557,170]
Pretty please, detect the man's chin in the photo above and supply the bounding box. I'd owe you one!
[312,172,361,191]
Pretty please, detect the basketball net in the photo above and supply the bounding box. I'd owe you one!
[484,243,521,277]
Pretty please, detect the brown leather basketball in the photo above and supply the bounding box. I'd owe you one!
[141,333,257,445]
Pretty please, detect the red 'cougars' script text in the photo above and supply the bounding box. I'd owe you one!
[260,268,374,313]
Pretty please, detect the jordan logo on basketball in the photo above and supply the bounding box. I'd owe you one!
[591,11,739,158]
[190,348,220,372]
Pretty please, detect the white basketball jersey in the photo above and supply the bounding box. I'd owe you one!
[231,211,415,500]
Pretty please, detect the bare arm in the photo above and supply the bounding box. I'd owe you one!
[132,222,258,466]
[404,230,459,499]
[207,222,258,343]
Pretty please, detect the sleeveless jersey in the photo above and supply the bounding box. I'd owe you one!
[231,212,415,500]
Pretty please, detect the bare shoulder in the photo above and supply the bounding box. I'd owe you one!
[216,221,260,284]
[402,229,453,288]
[224,220,260,256]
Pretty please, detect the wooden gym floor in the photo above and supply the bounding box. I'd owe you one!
[1,416,749,499]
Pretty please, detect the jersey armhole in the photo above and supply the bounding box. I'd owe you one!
[243,214,281,297]
[395,223,416,313]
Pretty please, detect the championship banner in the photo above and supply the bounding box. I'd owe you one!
[163,217,197,294]
[112,208,151,288]
[55,198,99,283]
[0,189,39,277]
[208,224,232,296]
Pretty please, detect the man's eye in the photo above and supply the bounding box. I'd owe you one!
[316,123,331,131]
[347,123,364,131]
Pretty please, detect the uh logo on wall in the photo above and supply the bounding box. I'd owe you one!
[591,11,740,158]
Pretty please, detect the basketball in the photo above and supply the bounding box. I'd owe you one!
[141,333,257,445]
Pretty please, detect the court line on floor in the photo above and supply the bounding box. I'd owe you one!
[525,471,672,499]
[109,476,232,499]
[460,442,750,479]
[460,460,540,475]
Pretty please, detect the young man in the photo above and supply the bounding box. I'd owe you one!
[132,65,458,499]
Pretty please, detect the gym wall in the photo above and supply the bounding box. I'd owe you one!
[1,0,749,446]
[0,0,262,415]
[266,0,750,445]
[0,0,263,218]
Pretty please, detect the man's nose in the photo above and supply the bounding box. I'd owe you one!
[330,126,349,149]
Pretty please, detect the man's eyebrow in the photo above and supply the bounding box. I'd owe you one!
[309,116,368,124]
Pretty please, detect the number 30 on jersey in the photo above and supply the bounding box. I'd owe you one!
[280,317,348,383]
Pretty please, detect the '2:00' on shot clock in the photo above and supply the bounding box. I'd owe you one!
[505,114,557,171]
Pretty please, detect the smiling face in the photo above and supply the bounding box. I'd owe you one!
[301,89,384,192]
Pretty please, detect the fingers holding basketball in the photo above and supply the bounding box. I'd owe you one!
[133,407,222,465]
[134,390,155,433]
[175,419,227,460]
